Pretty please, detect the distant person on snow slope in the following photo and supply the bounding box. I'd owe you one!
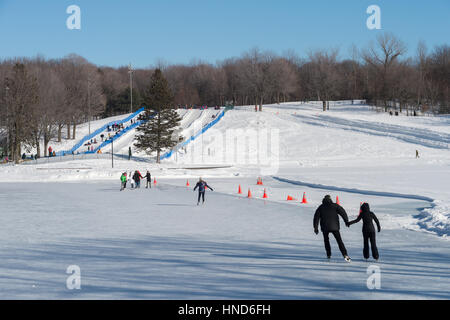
[193,178,213,205]
[348,202,381,261]
[313,195,352,262]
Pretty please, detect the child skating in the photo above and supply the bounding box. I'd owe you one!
[193,177,213,205]
[120,172,127,191]
[348,202,381,261]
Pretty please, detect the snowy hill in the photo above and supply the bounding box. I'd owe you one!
[0,101,449,299]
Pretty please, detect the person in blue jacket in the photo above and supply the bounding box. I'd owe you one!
[193,178,213,205]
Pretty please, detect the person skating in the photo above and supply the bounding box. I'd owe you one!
[120,172,127,191]
[313,195,352,262]
[348,202,381,261]
[144,170,152,189]
[133,170,143,188]
[129,171,135,189]
[193,178,213,205]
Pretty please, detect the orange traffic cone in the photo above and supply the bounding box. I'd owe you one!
[262,189,268,199]
[186,180,190,187]
[301,192,308,204]
[257,177,263,185]
[238,185,242,194]
[336,196,340,205]
[247,189,252,198]
[154,178,157,185]
[287,195,294,201]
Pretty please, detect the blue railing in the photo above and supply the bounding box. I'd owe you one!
[159,109,226,160]
[88,112,157,154]
[88,119,143,153]
[56,107,145,156]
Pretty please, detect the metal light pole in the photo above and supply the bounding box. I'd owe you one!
[87,75,91,135]
[128,63,133,113]
[5,85,9,158]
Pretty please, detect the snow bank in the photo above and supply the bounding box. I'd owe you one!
[415,201,450,238]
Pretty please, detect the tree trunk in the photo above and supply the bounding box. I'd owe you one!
[44,132,50,158]
[67,122,71,139]
[323,101,326,111]
[57,124,63,142]
[14,140,20,164]
[72,122,76,140]
[35,136,41,158]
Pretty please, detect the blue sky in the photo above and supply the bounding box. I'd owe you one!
[0,0,448,68]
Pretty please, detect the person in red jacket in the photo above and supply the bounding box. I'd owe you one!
[133,170,144,188]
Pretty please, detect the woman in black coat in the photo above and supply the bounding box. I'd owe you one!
[348,202,381,261]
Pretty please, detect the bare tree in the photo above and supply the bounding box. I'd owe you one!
[4,62,38,163]
[362,32,407,111]
[307,49,340,111]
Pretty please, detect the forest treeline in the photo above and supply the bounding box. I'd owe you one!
[0,32,449,162]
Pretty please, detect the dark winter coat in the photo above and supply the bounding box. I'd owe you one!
[313,196,349,232]
[194,181,212,193]
[133,171,143,182]
[145,172,151,181]
[348,203,381,233]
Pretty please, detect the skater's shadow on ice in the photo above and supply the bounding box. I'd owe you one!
[156,203,194,207]
[1,236,449,299]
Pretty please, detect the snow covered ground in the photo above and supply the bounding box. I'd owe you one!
[0,180,448,299]
[0,101,449,299]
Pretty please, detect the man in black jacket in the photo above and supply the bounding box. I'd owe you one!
[144,170,152,189]
[193,178,213,205]
[348,202,381,260]
[313,195,351,262]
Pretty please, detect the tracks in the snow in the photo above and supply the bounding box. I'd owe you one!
[272,176,434,202]
[293,114,450,150]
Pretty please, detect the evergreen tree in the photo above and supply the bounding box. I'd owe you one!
[135,69,181,163]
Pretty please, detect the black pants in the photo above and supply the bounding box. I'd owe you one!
[323,231,348,257]
[197,191,205,203]
[146,180,151,188]
[363,231,379,259]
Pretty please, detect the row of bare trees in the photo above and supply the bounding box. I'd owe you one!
[0,32,449,162]
[0,55,105,162]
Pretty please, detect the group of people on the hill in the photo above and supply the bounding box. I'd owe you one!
[120,170,152,191]
[108,123,124,132]
[313,195,381,262]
